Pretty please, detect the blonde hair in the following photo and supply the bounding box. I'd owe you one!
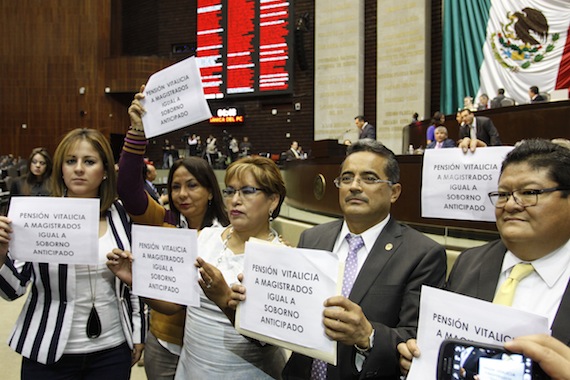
[51,128,117,213]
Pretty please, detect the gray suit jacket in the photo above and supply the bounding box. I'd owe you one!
[359,123,376,140]
[282,218,447,379]
[446,240,570,345]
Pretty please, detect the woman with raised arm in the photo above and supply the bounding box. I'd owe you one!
[117,86,229,380]
[0,128,145,379]
[108,153,288,379]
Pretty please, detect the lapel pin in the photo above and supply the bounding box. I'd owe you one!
[385,243,393,251]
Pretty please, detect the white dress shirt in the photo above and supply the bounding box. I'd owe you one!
[495,238,570,326]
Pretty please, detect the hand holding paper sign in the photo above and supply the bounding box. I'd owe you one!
[322,296,374,349]
[106,248,134,286]
[397,338,420,376]
[0,216,12,266]
[128,85,146,132]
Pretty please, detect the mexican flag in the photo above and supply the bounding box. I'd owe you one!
[441,0,570,114]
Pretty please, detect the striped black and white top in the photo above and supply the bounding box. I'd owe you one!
[0,201,147,365]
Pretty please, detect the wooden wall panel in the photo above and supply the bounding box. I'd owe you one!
[0,0,442,166]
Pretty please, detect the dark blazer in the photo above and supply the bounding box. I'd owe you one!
[284,148,301,161]
[532,94,546,103]
[144,180,160,203]
[282,218,447,380]
[359,123,376,140]
[446,240,570,345]
[426,139,456,149]
[458,116,502,146]
[490,95,505,109]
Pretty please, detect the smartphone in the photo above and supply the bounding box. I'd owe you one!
[437,338,549,380]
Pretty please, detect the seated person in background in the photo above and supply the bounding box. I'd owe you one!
[476,93,490,110]
[529,85,546,103]
[458,108,502,153]
[142,162,161,204]
[426,112,445,146]
[490,88,505,108]
[399,139,570,377]
[9,147,52,197]
[284,140,302,161]
[426,126,455,149]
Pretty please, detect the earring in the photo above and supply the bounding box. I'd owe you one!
[269,210,274,222]
[103,175,107,180]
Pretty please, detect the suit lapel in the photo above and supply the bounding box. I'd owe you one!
[349,218,402,304]
[552,280,570,344]
[477,241,506,301]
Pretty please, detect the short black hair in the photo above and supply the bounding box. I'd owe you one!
[345,139,400,183]
[498,88,505,95]
[529,85,539,95]
[501,139,570,198]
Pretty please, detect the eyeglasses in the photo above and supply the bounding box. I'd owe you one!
[488,187,569,208]
[31,160,46,166]
[222,186,265,198]
[334,174,393,188]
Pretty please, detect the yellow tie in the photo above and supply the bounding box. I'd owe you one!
[493,263,534,306]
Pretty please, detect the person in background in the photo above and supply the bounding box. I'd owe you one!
[490,88,506,108]
[9,147,52,197]
[229,135,240,162]
[205,134,218,166]
[426,126,455,149]
[399,140,570,377]
[284,140,302,161]
[0,128,145,379]
[477,93,490,110]
[187,134,198,156]
[355,115,376,140]
[108,154,289,379]
[426,112,445,146]
[162,139,173,169]
[458,108,502,152]
[529,85,546,103]
[142,162,161,204]
[239,136,253,157]
[117,86,230,380]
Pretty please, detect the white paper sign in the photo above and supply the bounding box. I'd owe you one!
[141,56,212,138]
[8,197,100,265]
[421,147,514,222]
[131,225,199,306]
[478,356,525,380]
[406,286,549,380]
[237,240,339,363]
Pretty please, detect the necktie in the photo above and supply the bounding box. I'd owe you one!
[469,125,476,140]
[492,263,534,306]
[310,234,365,380]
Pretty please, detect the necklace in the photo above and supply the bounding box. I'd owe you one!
[218,227,276,265]
[86,266,102,339]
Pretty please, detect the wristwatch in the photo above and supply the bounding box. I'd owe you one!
[355,329,375,354]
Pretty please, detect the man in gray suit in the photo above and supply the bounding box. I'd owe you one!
[355,115,376,140]
[399,139,570,376]
[283,139,446,379]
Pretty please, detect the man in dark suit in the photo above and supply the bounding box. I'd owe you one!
[143,162,161,204]
[458,108,501,152]
[529,85,546,103]
[355,115,376,140]
[284,141,302,161]
[490,88,506,108]
[283,139,447,379]
[399,140,570,376]
[426,126,455,149]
